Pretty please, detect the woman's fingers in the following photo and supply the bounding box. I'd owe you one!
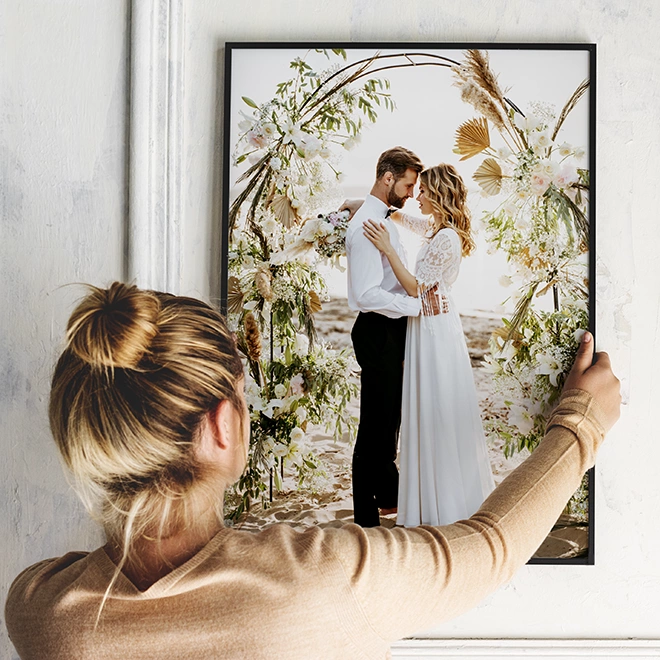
[563,332,621,432]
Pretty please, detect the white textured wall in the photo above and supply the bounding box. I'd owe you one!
[183,0,659,641]
[1,2,129,657]
[2,1,659,658]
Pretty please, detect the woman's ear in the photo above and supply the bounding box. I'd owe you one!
[197,400,236,462]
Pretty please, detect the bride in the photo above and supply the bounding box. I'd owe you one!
[362,163,495,527]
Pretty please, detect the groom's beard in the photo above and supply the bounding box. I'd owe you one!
[386,186,407,209]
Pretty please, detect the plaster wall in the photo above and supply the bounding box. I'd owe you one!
[182,0,660,642]
[1,2,129,656]
[1,1,659,658]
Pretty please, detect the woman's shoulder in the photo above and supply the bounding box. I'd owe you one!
[429,226,460,248]
[5,550,98,655]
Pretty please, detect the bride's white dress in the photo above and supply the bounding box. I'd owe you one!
[397,216,495,527]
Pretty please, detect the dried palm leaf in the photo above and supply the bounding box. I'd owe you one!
[454,117,490,160]
[227,276,244,314]
[269,194,300,228]
[308,291,322,314]
[506,283,539,341]
[492,324,523,348]
[244,312,262,361]
[473,158,503,196]
[254,267,273,301]
[536,280,558,297]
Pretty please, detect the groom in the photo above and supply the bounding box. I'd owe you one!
[345,146,428,527]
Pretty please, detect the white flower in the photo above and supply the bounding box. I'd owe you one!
[573,146,586,160]
[494,335,517,362]
[261,217,278,235]
[557,142,573,158]
[514,114,541,132]
[294,333,309,356]
[243,300,258,311]
[246,392,265,412]
[301,134,321,159]
[289,198,301,210]
[497,146,513,160]
[530,172,551,196]
[295,404,307,422]
[540,159,559,178]
[248,151,263,165]
[319,146,331,159]
[503,200,518,217]
[270,156,282,171]
[262,122,277,137]
[290,427,305,443]
[509,404,535,435]
[536,352,563,386]
[554,164,579,189]
[262,398,284,419]
[274,383,287,398]
[282,120,303,146]
[531,131,552,149]
[499,275,513,288]
[317,220,334,236]
[481,355,501,374]
[263,436,276,453]
[272,443,289,458]
[300,218,321,242]
[247,129,268,149]
[238,118,253,132]
[343,137,357,151]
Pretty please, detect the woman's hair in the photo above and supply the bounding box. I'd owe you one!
[420,163,475,257]
[49,282,245,608]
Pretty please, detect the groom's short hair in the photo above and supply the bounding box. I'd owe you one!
[376,147,423,181]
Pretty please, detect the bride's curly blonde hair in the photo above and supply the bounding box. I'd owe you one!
[420,163,475,257]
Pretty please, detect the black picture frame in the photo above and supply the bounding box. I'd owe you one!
[222,42,596,565]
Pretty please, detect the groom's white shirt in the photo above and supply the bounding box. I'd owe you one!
[345,194,421,319]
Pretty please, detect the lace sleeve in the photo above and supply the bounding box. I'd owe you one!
[396,212,431,237]
[416,230,460,315]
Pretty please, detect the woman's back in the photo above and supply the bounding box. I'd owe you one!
[7,385,608,659]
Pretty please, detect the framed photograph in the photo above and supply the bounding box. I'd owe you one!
[222,43,595,564]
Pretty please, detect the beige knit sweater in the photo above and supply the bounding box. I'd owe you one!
[5,390,607,659]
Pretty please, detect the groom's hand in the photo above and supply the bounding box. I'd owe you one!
[563,331,621,432]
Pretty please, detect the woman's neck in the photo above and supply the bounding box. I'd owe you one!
[105,500,224,591]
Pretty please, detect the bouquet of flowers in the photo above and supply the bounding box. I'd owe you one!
[299,210,351,259]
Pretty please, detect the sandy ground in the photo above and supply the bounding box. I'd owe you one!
[235,298,586,559]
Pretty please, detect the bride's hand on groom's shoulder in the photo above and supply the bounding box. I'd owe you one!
[363,219,393,256]
[339,198,364,220]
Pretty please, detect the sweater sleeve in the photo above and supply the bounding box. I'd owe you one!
[324,388,607,644]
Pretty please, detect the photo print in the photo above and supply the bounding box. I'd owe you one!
[222,43,595,563]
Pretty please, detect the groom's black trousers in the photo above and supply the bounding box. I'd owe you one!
[351,311,407,527]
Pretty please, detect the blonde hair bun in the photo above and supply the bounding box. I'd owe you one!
[66,282,160,370]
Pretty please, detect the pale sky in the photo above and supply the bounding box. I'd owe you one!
[228,47,590,315]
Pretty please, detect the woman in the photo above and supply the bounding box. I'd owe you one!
[5,281,618,659]
[363,163,495,527]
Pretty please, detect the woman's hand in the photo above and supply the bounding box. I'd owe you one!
[563,331,621,432]
[339,198,364,220]
[363,219,394,257]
